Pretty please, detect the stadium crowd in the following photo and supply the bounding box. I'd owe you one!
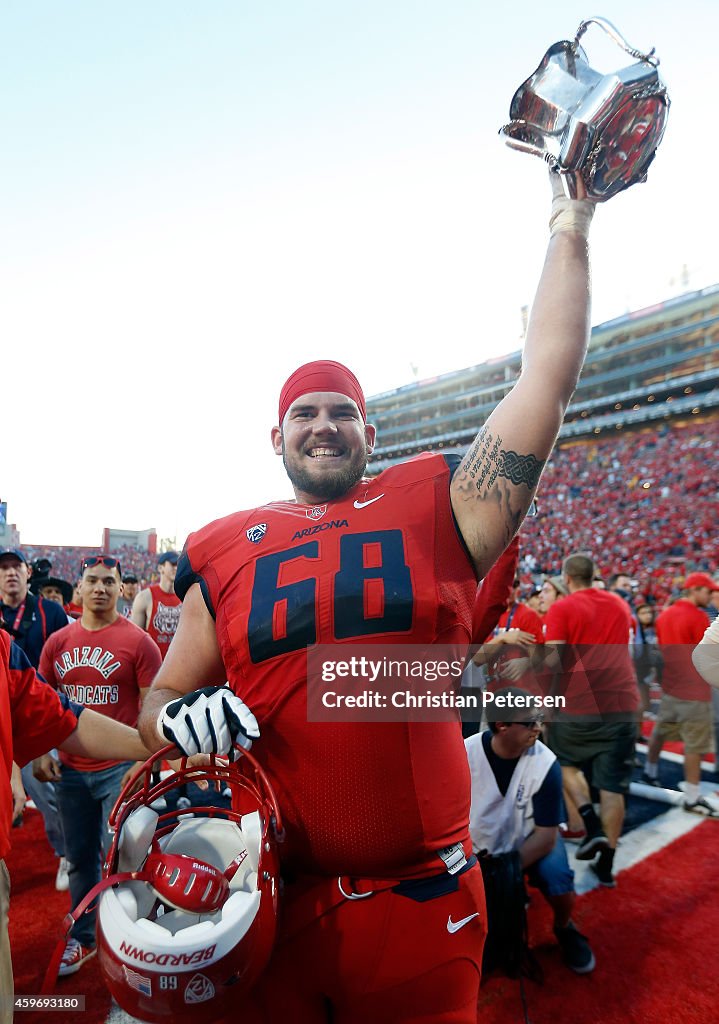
[19,544,163,592]
[517,418,719,603]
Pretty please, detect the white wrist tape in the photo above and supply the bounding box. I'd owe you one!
[549,198,595,238]
[548,170,595,238]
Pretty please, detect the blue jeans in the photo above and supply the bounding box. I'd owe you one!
[21,757,65,858]
[57,761,131,947]
[525,834,575,897]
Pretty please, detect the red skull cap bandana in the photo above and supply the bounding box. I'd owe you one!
[278,360,366,425]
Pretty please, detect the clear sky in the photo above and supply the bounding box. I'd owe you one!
[3,1,717,548]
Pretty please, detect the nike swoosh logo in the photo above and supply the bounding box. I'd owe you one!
[447,912,480,934]
[353,494,385,509]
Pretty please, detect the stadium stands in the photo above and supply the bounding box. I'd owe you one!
[21,417,717,610]
[21,544,161,587]
[519,418,719,603]
[16,287,719,608]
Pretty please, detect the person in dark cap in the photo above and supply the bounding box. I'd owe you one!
[117,574,139,619]
[31,576,74,610]
[643,572,719,815]
[0,550,68,665]
[131,552,180,659]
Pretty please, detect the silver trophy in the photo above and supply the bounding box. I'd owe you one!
[499,17,670,200]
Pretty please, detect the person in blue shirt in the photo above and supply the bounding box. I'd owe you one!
[0,547,71,888]
[0,549,68,667]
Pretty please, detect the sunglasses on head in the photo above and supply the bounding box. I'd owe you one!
[81,556,121,575]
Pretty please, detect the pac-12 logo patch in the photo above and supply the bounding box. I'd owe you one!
[307,505,327,521]
[246,523,267,544]
[184,973,215,1004]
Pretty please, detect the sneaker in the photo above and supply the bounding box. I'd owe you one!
[58,939,96,976]
[554,922,596,974]
[559,823,587,844]
[55,857,70,892]
[574,830,610,861]
[683,797,719,818]
[176,796,192,810]
[589,861,617,888]
[639,773,661,787]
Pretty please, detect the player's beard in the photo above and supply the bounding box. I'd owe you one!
[282,444,368,501]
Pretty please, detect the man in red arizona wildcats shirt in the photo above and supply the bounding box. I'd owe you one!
[39,554,161,977]
[139,173,598,1023]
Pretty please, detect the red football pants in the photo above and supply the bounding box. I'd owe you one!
[242,864,486,1024]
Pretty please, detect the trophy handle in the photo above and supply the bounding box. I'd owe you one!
[499,121,557,163]
[574,16,659,67]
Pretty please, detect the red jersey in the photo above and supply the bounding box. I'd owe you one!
[178,454,477,879]
[40,616,161,771]
[543,588,639,715]
[655,599,712,702]
[1,632,78,860]
[147,584,182,659]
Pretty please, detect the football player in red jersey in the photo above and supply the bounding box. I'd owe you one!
[138,172,597,1023]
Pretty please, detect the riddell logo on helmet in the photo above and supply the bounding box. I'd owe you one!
[191,861,215,873]
[119,941,217,967]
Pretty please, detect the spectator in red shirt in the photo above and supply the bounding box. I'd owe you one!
[543,554,639,887]
[473,573,544,688]
[643,572,719,816]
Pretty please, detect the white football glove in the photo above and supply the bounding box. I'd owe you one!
[157,686,260,757]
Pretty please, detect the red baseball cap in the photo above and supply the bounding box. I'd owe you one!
[684,572,719,591]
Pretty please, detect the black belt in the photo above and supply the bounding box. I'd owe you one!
[392,854,478,903]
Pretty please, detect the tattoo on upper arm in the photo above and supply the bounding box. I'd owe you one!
[458,427,545,496]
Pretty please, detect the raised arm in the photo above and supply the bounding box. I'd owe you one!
[451,173,594,577]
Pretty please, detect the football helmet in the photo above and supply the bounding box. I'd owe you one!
[96,744,283,1023]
